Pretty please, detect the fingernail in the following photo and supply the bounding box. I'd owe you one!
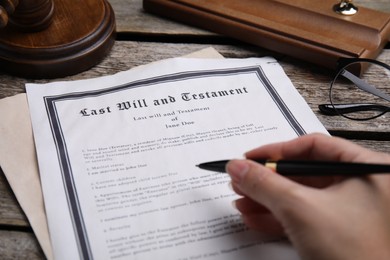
[226,160,249,184]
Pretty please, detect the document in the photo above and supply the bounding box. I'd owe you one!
[26,57,327,260]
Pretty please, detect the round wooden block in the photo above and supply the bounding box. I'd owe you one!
[0,0,116,79]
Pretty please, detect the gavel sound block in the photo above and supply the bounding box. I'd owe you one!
[0,0,116,79]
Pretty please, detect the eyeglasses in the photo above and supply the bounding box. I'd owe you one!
[319,58,390,120]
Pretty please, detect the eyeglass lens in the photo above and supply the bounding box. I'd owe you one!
[329,60,390,120]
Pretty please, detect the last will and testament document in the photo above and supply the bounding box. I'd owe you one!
[26,57,327,260]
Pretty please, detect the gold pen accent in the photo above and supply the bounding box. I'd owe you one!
[265,161,277,172]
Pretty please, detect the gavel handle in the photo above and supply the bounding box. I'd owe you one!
[0,0,19,28]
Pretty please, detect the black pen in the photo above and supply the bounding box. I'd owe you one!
[196,160,390,175]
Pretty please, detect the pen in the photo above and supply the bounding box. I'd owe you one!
[196,160,390,175]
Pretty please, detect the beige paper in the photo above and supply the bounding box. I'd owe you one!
[0,47,223,260]
[0,93,54,260]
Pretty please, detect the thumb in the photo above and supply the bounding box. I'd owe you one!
[226,159,306,213]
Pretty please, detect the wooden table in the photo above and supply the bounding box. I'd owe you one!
[0,0,389,258]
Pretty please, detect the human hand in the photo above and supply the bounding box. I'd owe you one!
[227,133,390,260]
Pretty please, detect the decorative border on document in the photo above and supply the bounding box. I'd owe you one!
[43,66,306,260]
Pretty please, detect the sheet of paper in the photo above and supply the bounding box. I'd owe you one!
[26,57,327,260]
[0,93,54,260]
[0,47,222,260]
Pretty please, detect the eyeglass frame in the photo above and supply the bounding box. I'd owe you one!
[318,57,390,120]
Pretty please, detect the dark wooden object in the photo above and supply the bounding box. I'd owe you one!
[144,0,390,71]
[0,0,116,79]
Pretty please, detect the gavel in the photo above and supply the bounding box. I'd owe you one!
[0,0,54,31]
[0,0,116,78]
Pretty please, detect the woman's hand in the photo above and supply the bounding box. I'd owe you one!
[227,133,390,260]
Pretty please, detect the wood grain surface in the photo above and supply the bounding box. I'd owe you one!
[0,0,389,259]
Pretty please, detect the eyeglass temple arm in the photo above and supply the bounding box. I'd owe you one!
[319,103,390,115]
[341,70,390,102]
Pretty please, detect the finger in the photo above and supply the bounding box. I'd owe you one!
[234,173,340,194]
[241,213,285,235]
[226,159,308,215]
[230,181,245,196]
[289,176,340,189]
[235,175,338,192]
[233,197,270,214]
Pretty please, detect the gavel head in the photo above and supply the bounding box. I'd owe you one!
[0,0,116,78]
[0,0,54,32]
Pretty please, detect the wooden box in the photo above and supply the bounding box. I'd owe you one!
[144,0,390,70]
